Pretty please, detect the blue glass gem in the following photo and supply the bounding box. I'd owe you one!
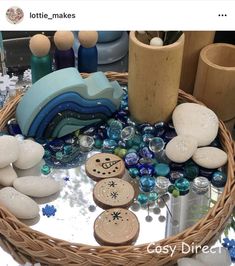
[126,117,136,127]
[149,137,165,153]
[211,170,227,188]
[107,120,123,140]
[167,121,175,129]
[80,126,97,136]
[7,118,22,136]
[94,138,103,149]
[41,164,51,175]
[126,148,137,154]
[209,138,221,148]
[154,122,167,137]
[120,126,135,141]
[63,144,72,155]
[131,134,141,145]
[48,139,64,152]
[154,163,170,176]
[148,192,158,201]
[97,125,108,140]
[128,167,139,178]
[139,147,154,159]
[170,162,185,171]
[42,204,57,217]
[137,193,148,205]
[44,149,51,159]
[124,152,139,167]
[163,129,177,142]
[174,178,190,195]
[168,171,184,183]
[139,175,156,192]
[184,164,199,181]
[142,126,156,135]
[199,167,215,179]
[138,164,155,176]
[102,139,118,152]
[142,133,154,143]
[56,151,63,160]
[137,123,151,132]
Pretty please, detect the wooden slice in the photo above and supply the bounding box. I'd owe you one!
[94,208,139,246]
[93,178,135,209]
[85,153,125,181]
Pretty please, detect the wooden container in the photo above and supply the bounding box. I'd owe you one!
[194,43,235,122]
[180,31,215,94]
[128,31,185,124]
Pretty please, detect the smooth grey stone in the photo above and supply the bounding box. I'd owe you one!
[0,136,20,168]
[166,135,198,163]
[0,165,17,186]
[13,139,44,169]
[0,187,39,219]
[192,147,227,169]
[13,176,62,198]
[173,103,219,147]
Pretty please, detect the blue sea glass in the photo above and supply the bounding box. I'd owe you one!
[124,152,139,167]
[175,178,190,195]
[139,175,156,192]
[211,171,227,188]
[154,122,167,137]
[154,163,170,177]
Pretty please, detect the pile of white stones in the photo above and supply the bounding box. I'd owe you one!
[0,136,61,221]
[165,103,228,169]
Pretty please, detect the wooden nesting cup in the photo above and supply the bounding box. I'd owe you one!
[194,43,235,122]
[180,31,215,94]
[128,31,185,124]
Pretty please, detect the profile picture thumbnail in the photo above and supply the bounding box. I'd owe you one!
[6,7,24,24]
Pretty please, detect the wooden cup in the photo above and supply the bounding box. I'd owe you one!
[128,31,185,124]
[194,43,235,122]
[180,31,215,94]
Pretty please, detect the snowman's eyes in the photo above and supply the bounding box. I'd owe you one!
[105,158,111,161]
[96,159,100,163]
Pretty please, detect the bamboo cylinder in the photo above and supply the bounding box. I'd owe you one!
[128,31,185,124]
[180,31,215,94]
[194,43,235,122]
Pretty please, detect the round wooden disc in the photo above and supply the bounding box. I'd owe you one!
[93,178,135,209]
[85,153,125,181]
[94,208,139,246]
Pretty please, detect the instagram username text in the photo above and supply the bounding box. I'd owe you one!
[30,12,76,20]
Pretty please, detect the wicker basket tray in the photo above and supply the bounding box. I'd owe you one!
[0,72,234,266]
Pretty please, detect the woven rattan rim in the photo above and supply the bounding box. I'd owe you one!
[0,72,234,266]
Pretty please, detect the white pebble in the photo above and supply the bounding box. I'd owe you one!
[165,135,198,163]
[192,147,227,169]
[150,37,163,46]
[173,103,219,146]
[0,187,39,219]
[0,135,20,168]
[0,165,17,186]
[13,176,62,198]
[14,160,44,177]
[177,258,205,266]
[196,247,231,266]
[13,139,44,169]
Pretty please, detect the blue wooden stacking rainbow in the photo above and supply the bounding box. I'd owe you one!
[16,68,123,139]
